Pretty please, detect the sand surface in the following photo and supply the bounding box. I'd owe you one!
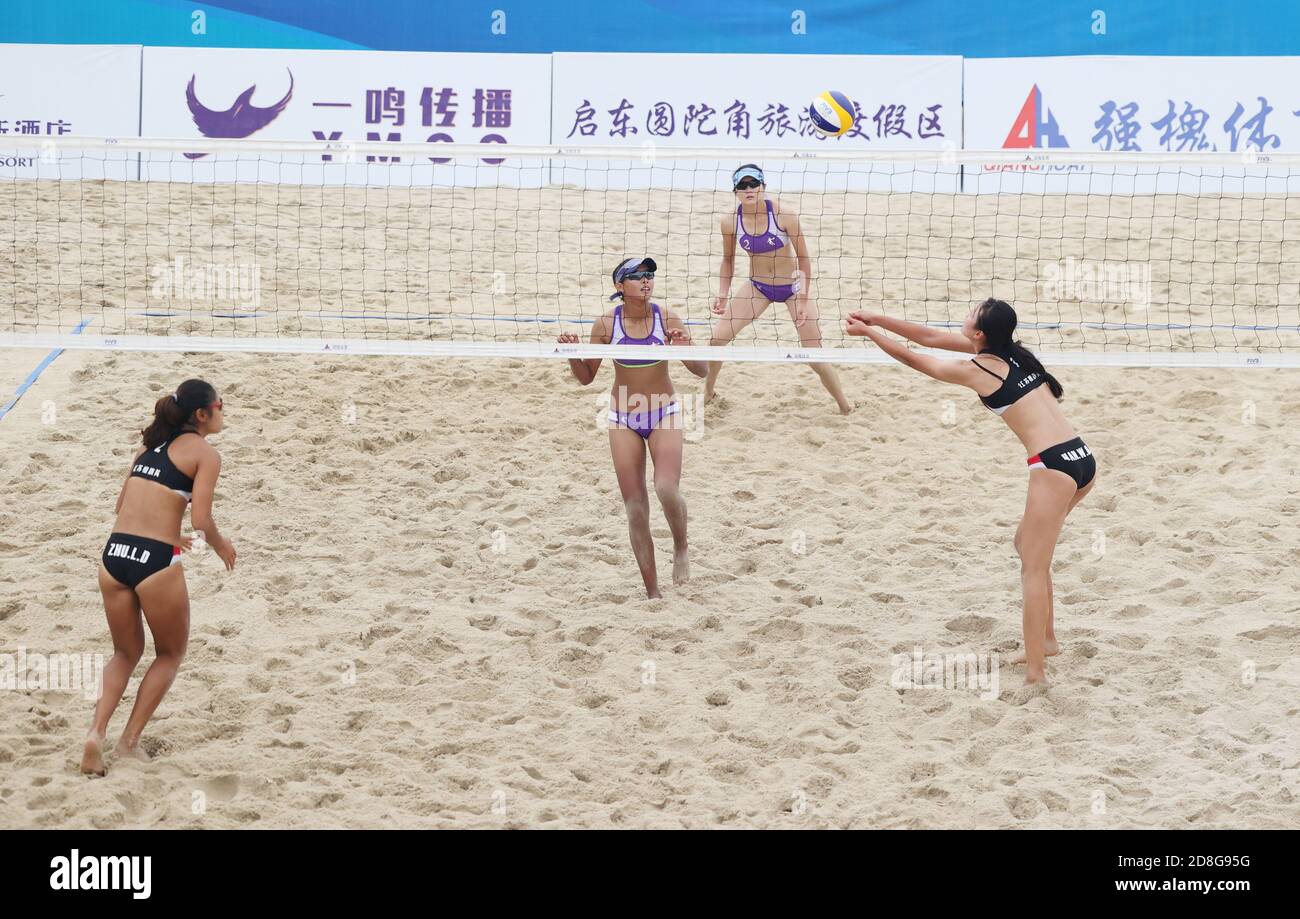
[1,346,1298,828]
[2,173,1298,827]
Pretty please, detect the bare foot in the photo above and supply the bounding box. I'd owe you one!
[704,387,718,404]
[646,587,663,599]
[1005,639,1060,665]
[114,737,151,764]
[836,399,852,415]
[673,548,690,585]
[81,731,106,777]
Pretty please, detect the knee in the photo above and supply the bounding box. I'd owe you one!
[114,644,144,668]
[799,329,824,349]
[624,496,650,527]
[153,644,187,670]
[654,480,681,506]
[1019,559,1049,581]
[712,318,746,345]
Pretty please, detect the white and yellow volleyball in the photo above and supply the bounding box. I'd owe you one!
[808,90,855,137]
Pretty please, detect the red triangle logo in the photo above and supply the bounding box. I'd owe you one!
[1003,85,1039,148]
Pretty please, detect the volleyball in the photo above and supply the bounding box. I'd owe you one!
[808,90,855,136]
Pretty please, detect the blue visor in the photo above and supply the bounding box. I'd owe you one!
[732,166,764,187]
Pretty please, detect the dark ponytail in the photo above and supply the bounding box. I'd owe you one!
[975,298,1063,400]
[141,378,216,449]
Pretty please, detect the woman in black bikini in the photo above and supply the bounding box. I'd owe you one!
[847,299,1097,685]
[82,379,235,775]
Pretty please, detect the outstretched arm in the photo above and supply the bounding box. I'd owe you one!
[846,316,984,388]
[846,311,975,353]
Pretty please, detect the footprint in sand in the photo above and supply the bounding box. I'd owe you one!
[1115,603,1153,619]
[944,614,996,635]
[571,625,605,645]
[1004,682,1051,706]
[359,625,400,649]
[200,773,241,802]
[1239,624,1300,641]
[555,647,602,677]
[1006,794,1041,819]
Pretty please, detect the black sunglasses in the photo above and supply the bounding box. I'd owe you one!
[622,270,655,281]
[734,178,762,190]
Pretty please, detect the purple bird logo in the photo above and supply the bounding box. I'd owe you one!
[184,70,293,159]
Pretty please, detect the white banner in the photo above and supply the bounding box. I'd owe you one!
[0,44,141,180]
[965,56,1300,192]
[139,47,552,185]
[551,53,962,191]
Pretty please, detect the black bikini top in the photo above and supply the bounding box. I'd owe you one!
[130,431,197,502]
[971,349,1047,415]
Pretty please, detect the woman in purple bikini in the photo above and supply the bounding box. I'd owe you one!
[558,257,708,598]
[704,164,851,414]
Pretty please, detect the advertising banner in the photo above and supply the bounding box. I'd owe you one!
[139,47,553,185]
[551,53,963,191]
[0,44,142,181]
[965,56,1300,192]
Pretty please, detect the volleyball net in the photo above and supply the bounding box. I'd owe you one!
[2,136,1298,366]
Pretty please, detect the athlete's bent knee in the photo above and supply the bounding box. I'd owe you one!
[115,646,144,668]
[154,644,187,666]
[146,654,184,687]
[654,481,680,504]
[624,497,651,526]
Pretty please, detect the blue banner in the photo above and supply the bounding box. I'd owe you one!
[5,0,1300,57]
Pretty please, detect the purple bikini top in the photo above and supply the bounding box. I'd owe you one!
[736,200,790,255]
[611,303,666,368]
